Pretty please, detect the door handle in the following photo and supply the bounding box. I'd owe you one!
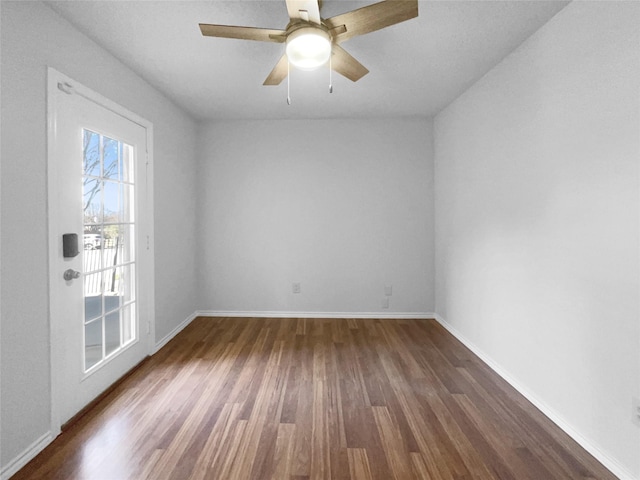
[63,269,81,281]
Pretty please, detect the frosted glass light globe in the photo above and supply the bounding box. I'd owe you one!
[286,27,331,71]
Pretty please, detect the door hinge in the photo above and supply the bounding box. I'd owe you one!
[146,235,150,250]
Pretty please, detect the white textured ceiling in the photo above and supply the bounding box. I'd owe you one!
[45,0,569,121]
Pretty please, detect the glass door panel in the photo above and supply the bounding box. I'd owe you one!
[82,129,137,372]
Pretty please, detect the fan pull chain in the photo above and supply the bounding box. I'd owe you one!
[287,59,291,105]
[329,54,333,93]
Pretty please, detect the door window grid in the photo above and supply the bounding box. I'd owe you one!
[82,129,137,372]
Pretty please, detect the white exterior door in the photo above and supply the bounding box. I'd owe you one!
[48,69,154,428]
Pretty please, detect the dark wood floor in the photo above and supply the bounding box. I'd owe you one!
[13,317,616,480]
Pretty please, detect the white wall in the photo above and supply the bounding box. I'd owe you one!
[434,2,640,478]
[197,118,434,315]
[0,1,198,470]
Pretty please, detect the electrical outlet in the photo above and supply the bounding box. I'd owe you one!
[633,397,640,427]
[381,297,389,309]
[292,282,301,294]
[384,284,393,296]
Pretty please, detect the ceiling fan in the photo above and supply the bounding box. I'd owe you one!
[199,0,419,86]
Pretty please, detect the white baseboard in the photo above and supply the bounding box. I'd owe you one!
[432,313,634,480]
[154,311,198,353]
[1,431,54,480]
[196,310,436,320]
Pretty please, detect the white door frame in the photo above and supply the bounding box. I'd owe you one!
[46,67,155,436]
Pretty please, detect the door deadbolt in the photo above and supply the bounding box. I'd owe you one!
[63,269,81,281]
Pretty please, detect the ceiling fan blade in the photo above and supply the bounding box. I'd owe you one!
[324,0,418,43]
[331,45,369,82]
[285,0,321,25]
[199,24,287,43]
[263,55,289,86]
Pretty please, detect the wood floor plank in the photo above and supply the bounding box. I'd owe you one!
[310,341,330,480]
[374,343,461,480]
[271,423,296,479]
[410,451,434,479]
[230,338,286,479]
[216,418,248,479]
[371,406,414,480]
[188,402,242,480]
[347,448,373,480]
[11,317,618,480]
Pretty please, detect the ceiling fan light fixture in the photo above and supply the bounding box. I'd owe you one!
[285,27,331,71]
